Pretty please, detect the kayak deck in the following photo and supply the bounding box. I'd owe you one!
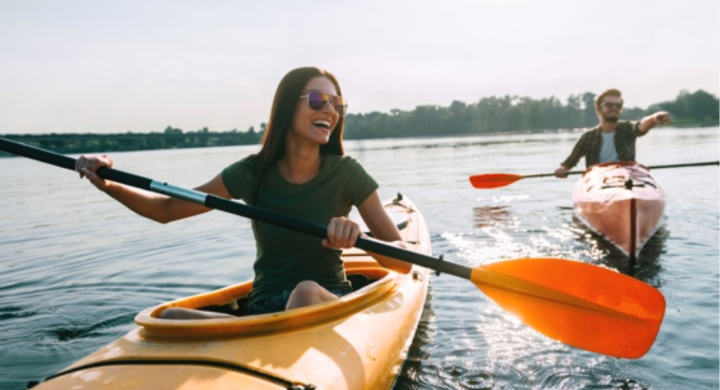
[32,195,431,390]
[572,162,666,258]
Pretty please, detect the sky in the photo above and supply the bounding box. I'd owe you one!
[1,0,718,135]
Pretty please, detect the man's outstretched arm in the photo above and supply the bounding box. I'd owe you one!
[638,111,672,134]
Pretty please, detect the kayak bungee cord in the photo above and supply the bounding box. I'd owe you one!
[29,358,316,390]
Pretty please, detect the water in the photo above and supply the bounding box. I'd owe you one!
[1,127,718,390]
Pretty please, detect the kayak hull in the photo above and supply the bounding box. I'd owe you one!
[33,195,431,390]
[572,162,666,258]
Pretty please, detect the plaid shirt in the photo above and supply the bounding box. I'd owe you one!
[561,121,646,169]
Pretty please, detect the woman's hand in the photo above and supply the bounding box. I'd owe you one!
[75,154,114,190]
[323,216,361,249]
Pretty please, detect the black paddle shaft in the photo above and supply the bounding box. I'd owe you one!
[0,137,472,279]
[522,160,719,179]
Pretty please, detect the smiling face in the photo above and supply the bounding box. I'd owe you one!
[289,76,341,147]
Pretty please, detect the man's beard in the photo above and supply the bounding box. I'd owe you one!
[602,114,619,123]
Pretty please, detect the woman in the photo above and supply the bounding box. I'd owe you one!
[75,67,411,318]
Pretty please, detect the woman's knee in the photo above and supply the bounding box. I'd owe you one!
[159,307,234,320]
[287,281,336,309]
[292,280,323,296]
[159,307,193,319]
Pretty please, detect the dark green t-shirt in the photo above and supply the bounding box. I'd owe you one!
[221,154,379,305]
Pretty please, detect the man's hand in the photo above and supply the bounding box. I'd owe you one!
[639,111,672,133]
[653,111,671,125]
[554,166,569,178]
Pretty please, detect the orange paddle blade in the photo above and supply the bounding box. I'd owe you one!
[470,258,665,358]
[469,173,523,189]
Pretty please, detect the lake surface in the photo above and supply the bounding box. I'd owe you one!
[1,127,718,390]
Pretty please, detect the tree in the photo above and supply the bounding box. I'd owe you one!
[164,126,183,134]
[683,90,719,122]
[659,89,719,123]
[503,106,525,131]
[582,92,597,127]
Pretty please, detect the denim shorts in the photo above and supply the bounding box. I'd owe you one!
[247,286,352,315]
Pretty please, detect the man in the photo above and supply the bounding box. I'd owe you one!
[554,88,671,178]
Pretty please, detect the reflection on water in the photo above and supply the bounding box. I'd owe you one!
[629,227,668,285]
[473,205,511,228]
[395,284,437,389]
[349,134,559,153]
[570,215,668,285]
[0,128,718,390]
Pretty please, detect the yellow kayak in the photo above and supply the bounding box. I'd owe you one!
[32,195,431,390]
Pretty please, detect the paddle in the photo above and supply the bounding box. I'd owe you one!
[470,160,720,189]
[0,137,665,359]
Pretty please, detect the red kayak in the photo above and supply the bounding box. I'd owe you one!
[572,162,666,258]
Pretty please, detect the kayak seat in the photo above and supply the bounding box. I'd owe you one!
[196,273,374,317]
[198,299,248,316]
[347,273,371,291]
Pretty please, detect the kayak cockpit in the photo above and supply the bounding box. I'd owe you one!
[190,271,375,317]
[135,196,421,339]
[134,263,404,339]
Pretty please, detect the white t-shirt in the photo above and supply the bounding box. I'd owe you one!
[600,131,619,163]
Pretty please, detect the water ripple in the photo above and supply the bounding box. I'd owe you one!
[1,129,718,390]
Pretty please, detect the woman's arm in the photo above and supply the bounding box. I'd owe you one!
[357,191,412,274]
[322,191,414,274]
[76,154,232,224]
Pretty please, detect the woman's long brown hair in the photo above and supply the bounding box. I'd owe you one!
[249,67,345,205]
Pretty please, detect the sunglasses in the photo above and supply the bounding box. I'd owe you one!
[602,102,623,109]
[299,91,348,116]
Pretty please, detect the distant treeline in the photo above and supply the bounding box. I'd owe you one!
[346,93,613,139]
[344,89,719,139]
[1,89,717,156]
[1,127,263,155]
[653,89,720,127]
